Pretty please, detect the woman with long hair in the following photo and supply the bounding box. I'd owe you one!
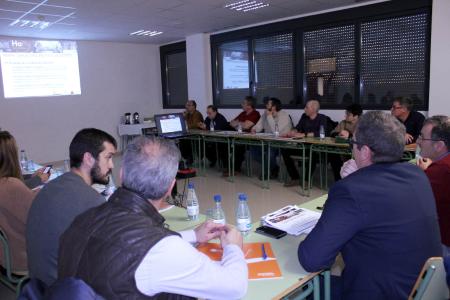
[0,131,37,272]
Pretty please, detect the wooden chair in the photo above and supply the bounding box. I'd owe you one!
[273,270,330,300]
[409,257,449,300]
[0,227,29,297]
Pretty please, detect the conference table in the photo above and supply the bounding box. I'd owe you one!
[160,194,329,300]
[179,130,416,196]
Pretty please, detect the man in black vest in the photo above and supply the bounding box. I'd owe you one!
[58,136,247,300]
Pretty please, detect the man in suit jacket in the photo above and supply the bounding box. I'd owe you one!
[298,111,442,300]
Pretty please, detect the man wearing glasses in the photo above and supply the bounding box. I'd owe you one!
[391,97,425,144]
[298,111,441,300]
[416,115,450,248]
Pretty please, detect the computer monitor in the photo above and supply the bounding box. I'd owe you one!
[154,113,187,138]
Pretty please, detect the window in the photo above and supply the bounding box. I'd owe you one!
[160,42,188,108]
[210,1,430,110]
[214,40,250,107]
[360,13,428,108]
[304,25,355,106]
[254,33,295,106]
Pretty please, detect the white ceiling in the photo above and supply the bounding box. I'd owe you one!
[0,0,375,45]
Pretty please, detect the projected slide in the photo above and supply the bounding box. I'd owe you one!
[0,39,81,98]
[222,50,249,89]
[160,116,182,133]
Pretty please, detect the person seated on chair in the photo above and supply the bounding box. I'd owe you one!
[328,104,363,181]
[281,99,329,187]
[58,136,248,299]
[184,100,204,130]
[221,96,261,175]
[251,98,292,180]
[0,131,38,273]
[298,111,442,300]
[198,105,231,168]
[26,128,117,286]
[416,115,450,248]
[391,96,425,144]
[180,100,204,166]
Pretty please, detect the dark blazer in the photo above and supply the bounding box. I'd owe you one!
[204,113,232,131]
[298,162,442,300]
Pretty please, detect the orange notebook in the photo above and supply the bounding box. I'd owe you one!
[197,242,283,280]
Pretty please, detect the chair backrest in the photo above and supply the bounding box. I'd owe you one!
[409,257,450,300]
[0,226,13,275]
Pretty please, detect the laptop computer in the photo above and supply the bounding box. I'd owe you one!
[154,113,188,139]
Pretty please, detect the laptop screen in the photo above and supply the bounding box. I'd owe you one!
[154,113,187,136]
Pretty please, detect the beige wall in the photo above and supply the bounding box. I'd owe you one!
[0,40,162,163]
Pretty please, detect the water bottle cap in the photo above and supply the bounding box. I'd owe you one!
[238,193,247,201]
[214,194,221,202]
[188,183,194,189]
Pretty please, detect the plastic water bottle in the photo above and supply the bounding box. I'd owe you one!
[415,145,422,159]
[186,183,200,220]
[236,193,252,236]
[210,120,215,132]
[211,194,226,225]
[237,123,243,133]
[274,123,279,137]
[20,150,28,171]
[105,174,117,196]
[319,125,325,140]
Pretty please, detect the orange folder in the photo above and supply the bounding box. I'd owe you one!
[197,242,283,280]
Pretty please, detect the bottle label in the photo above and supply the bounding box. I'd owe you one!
[187,206,199,217]
[237,218,252,231]
[213,218,226,225]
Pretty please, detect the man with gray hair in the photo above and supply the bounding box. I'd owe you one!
[58,136,248,299]
[417,115,450,247]
[281,99,331,186]
[298,111,441,300]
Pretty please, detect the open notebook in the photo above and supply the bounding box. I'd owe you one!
[197,242,282,280]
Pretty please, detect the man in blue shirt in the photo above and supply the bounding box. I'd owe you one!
[298,111,442,299]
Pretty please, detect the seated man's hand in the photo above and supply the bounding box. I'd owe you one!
[230,120,239,129]
[250,128,256,134]
[306,132,314,138]
[405,133,414,144]
[339,130,350,139]
[417,157,433,171]
[194,220,225,243]
[340,159,358,178]
[34,168,50,183]
[198,122,206,130]
[220,225,243,249]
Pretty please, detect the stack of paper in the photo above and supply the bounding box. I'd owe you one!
[261,205,321,236]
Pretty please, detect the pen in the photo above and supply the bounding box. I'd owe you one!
[261,243,267,260]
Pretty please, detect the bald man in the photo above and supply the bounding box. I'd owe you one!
[282,100,329,187]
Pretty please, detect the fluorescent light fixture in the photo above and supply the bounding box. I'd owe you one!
[130,30,163,37]
[225,0,269,12]
[10,19,50,29]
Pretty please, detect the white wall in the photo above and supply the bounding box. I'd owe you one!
[0,40,162,163]
[186,34,213,114]
[429,0,450,116]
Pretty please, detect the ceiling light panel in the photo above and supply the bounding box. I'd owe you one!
[225,0,269,12]
[130,30,163,37]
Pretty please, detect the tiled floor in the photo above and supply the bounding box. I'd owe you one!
[1,157,331,296]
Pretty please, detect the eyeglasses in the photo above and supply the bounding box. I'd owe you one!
[391,105,403,110]
[417,134,442,142]
[348,138,365,148]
